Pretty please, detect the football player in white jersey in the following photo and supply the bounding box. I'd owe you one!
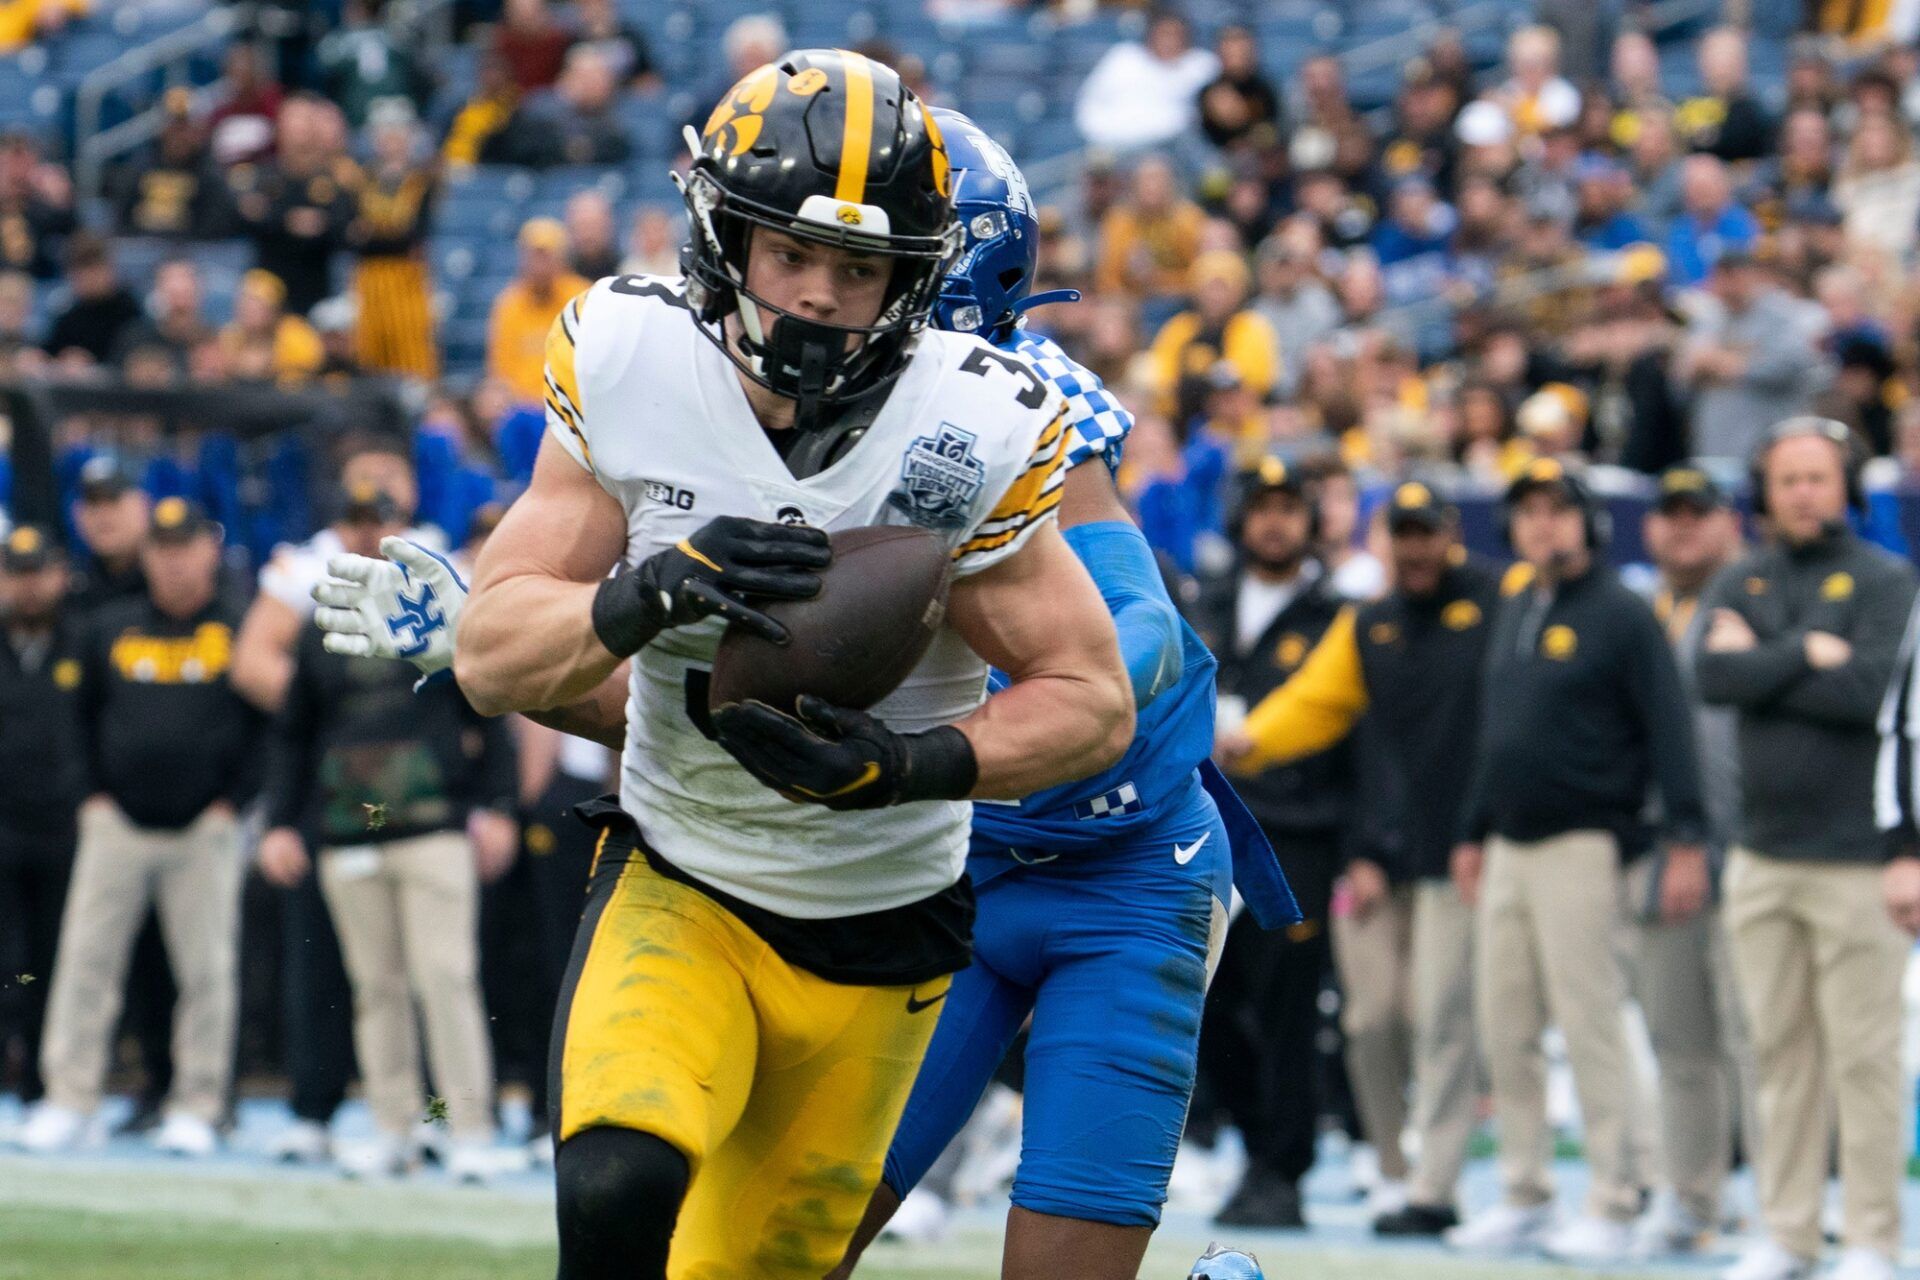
[438,50,1130,1279]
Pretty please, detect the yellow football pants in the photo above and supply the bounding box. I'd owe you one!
[556,851,947,1278]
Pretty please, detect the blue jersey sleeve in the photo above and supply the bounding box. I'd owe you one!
[1007,330,1133,473]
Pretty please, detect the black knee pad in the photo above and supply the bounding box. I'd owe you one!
[555,1127,689,1280]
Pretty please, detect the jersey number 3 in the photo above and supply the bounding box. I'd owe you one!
[960,346,1048,410]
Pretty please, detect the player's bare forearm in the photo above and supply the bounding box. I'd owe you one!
[520,666,629,751]
[457,574,621,715]
[454,437,629,717]
[949,522,1134,799]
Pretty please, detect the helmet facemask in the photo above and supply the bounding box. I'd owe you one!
[679,160,961,425]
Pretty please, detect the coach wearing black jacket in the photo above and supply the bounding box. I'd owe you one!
[1702,418,1916,1279]
[1449,460,1704,1263]
[1224,481,1499,1234]
[30,500,257,1157]
[0,527,85,1104]
[1189,457,1353,1229]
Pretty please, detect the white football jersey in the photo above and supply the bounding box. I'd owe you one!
[543,274,1068,919]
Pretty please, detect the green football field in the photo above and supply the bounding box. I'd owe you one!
[0,1155,1690,1280]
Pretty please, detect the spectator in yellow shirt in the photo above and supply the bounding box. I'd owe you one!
[1094,153,1207,301]
[218,270,324,387]
[1147,250,1279,428]
[487,217,589,406]
[0,0,85,53]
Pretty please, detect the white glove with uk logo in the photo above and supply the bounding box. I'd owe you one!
[312,535,468,680]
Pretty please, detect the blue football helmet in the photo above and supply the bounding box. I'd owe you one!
[929,107,1078,343]
[1189,1244,1265,1280]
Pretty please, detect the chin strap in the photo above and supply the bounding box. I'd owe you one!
[1009,288,1082,317]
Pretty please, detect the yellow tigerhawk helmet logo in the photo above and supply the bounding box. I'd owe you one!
[836,204,863,225]
[702,63,779,158]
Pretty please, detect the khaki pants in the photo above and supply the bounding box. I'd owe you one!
[1332,884,1414,1181]
[40,801,240,1123]
[319,830,493,1140]
[1624,856,1759,1225]
[1407,878,1480,1208]
[1476,831,1638,1220]
[1724,848,1907,1259]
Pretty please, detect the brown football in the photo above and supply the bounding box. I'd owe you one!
[708,524,953,715]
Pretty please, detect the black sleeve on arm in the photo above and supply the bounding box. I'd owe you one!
[75,613,106,797]
[265,630,320,831]
[1693,566,1810,708]
[1773,564,1920,730]
[1625,600,1707,843]
[1877,602,1920,857]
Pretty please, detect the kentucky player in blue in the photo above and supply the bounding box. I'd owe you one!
[828,110,1297,1278]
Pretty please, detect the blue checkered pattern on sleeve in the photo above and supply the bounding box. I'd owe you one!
[1007,330,1133,473]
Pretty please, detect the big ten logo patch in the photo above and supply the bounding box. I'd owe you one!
[642,480,696,511]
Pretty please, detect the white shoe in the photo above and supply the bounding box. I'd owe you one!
[336,1133,414,1180]
[1347,1141,1382,1198]
[1631,1192,1715,1257]
[150,1111,218,1158]
[1824,1248,1896,1280]
[1444,1201,1552,1252]
[446,1138,525,1185]
[266,1119,331,1164]
[878,1186,949,1244]
[1365,1178,1409,1220]
[1539,1213,1633,1263]
[16,1103,90,1154]
[1722,1239,1816,1280]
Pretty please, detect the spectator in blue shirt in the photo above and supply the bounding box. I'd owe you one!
[1663,153,1759,286]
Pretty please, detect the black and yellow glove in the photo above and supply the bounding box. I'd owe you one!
[713,695,978,810]
[591,515,831,657]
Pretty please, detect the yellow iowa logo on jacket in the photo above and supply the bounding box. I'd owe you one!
[1746,577,1769,596]
[110,623,232,684]
[1541,625,1578,660]
[1369,621,1400,646]
[1276,632,1309,669]
[1442,599,1482,630]
[1822,572,1854,601]
[52,658,81,690]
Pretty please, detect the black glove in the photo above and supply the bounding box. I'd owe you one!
[713,695,978,810]
[591,516,831,657]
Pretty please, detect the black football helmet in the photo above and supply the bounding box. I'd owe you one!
[677,49,962,421]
